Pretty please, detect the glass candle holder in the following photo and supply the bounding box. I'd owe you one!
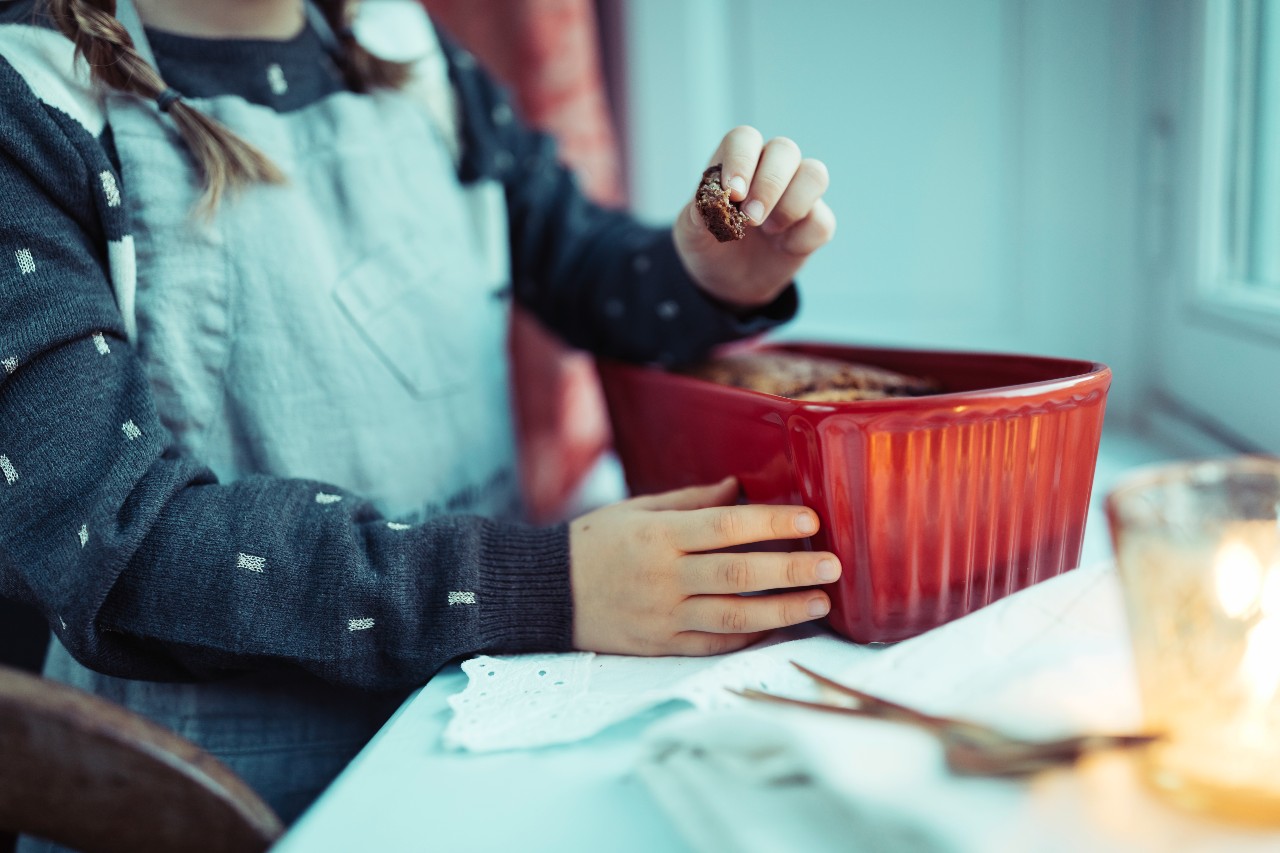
[1107,457,1280,823]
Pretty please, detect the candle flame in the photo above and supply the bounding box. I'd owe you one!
[1242,617,1280,705]
[1215,539,1264,619]
[1264,562,1280,618]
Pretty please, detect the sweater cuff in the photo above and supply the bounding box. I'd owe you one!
[694,280,799,333]
[476,521,574,652]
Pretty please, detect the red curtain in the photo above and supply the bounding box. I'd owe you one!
[422,0,621,522]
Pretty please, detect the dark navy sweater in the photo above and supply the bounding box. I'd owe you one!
[0,3,795,690]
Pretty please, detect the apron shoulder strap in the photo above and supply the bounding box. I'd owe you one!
[311,0,461,168]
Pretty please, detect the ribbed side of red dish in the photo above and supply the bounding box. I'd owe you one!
[599,343,1111,644]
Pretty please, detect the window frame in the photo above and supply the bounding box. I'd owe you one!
[1188,0,1280,338]
[1149,0,1280,454]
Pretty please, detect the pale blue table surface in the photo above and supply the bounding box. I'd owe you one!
[275,666,693,853]
[275,430,1175,853]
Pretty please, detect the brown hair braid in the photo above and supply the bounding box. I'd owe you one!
[46,0,412,212]
[46,0,284,212]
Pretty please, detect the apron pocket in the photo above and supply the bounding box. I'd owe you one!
[332,242,489,399]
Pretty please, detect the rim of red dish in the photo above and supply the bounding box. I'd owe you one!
[598,343,1110,412]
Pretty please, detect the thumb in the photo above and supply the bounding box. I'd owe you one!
[686,199,702,228]
[678,200,716,246]
[632,476,739,512]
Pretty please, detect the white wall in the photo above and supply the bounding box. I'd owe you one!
[615,0,1158,426]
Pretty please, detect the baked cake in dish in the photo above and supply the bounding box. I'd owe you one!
[683,350,940,402]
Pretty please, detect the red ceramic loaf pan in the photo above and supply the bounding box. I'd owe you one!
[598,343,1111,644]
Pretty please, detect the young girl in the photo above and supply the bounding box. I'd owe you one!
[0,0,838,824]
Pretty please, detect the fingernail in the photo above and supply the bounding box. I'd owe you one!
[727,175,747,197]
[795,513,817,535]
[816,559,839,581]
[807,597,830,618]
[743,199,765,223]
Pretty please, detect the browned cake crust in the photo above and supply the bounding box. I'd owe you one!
[696,164,748,242]
[683,351,940,402]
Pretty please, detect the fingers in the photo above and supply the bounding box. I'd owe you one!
[710,125,764,201]
[704,127,833,246]
[679,551,841,594]
[676,589,832,634]
[668,630,768,657]
[670,504,820,552]
[631,476,738,512]
[780,198,837,256]
[740,137,802,227]
[761,158,829,236]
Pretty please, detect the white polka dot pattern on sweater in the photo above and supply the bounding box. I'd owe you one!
[92,333,111,355]
[78,523,88,547]
[447,591,476,605]
[15,247,35,274]
[267,63,288,95]
[237,552,266,573]
[0,455,17,485]
[347,617,374,631]
[315,492,343,504]
[99,170,120,207]
[121,420,141,440]
[2,356,16,374]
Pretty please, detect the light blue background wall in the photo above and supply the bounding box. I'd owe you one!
[613,0,1159,427]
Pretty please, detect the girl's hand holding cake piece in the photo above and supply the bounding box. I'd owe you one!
[675,125,836,310]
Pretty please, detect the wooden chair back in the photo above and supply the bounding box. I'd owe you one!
[0,664,283,853]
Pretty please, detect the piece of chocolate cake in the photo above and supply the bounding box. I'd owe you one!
[696,164,748,242]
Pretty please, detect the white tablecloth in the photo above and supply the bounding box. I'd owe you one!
[633,564,1280,852]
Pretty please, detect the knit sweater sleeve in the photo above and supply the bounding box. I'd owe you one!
[441,39,798,367]
[0,53,573,691]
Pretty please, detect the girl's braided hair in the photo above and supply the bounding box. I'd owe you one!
[46,0,412,212]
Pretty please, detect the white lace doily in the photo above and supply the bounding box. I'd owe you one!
[442,629,865,752]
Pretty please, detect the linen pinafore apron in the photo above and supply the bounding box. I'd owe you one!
[40,0,519,823]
